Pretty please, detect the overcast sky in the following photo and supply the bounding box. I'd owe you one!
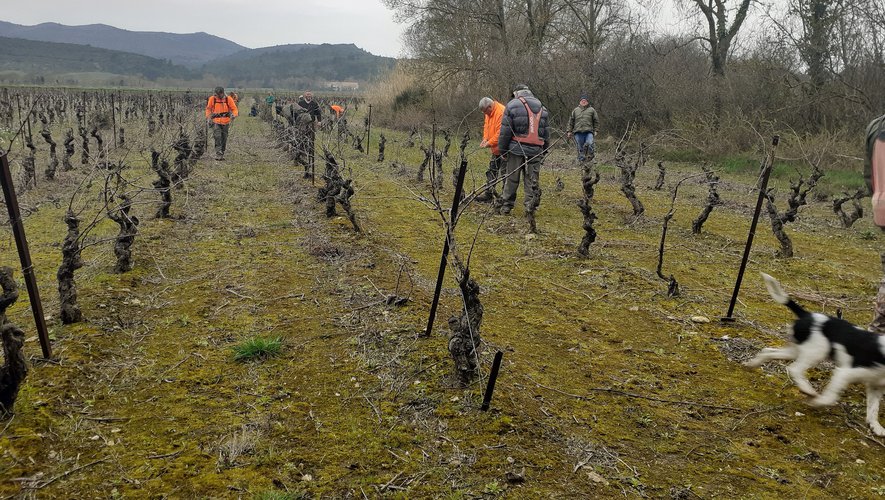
[0,0,406,57]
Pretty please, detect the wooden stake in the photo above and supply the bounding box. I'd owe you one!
[0,151,52,358]
[481,351,504,411]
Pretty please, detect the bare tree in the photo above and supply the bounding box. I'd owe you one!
[766,0,847,128]
[686,0,753,77]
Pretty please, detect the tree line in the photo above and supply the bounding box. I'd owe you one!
[378,0,884,142]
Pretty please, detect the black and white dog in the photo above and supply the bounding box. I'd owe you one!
[745,273,885,436]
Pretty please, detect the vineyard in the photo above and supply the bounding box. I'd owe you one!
[0,86,882,498]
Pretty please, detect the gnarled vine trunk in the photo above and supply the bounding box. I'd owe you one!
[0,266,27,418]
[58,211,84,324]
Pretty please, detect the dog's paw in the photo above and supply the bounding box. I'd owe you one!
[870,424,885,437]
[799,387,819,398]
[809,395,837,407]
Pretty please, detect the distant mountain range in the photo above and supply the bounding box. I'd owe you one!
[208,44,396,89]
[0,36,195,80]
[0,20,395,89]
[0,21,244,67]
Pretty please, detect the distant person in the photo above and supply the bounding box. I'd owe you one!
[495,84,549,217]
[266,93,276,117]
[230,92,240,105]
[866,112,885,333]
[566,94,599,162]
[298,91,322,123]
[205,86,238,161]
[476,96,505,202]
[330,104,345,120]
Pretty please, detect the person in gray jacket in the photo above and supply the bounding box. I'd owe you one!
[566,94,599,162]
[496,84,550,216]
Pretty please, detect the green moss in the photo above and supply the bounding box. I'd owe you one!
[1,107,882,498]
[254,490,308,500]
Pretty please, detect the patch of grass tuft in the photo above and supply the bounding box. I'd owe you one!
[232,336,282,362]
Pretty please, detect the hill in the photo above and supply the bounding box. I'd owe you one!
[205,43,396,88]
[0,20,244,67]
[0,36,195,81]
[0,21,397,89]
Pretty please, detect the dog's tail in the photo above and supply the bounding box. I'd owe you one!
[761,272,809,318]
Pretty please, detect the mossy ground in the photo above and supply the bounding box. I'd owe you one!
[1,105,884,498]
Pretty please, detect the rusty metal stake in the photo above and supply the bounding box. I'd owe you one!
[723,135,779,322]
[0,151,52,358]
[424,157,468,336]
[365,104,372,158]
[481,351,504,411]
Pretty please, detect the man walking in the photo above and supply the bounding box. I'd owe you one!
[205,86,238,161]
[866,113,885,333]
[298,91,322,123]
[566,94,599,162]
[477,96,505,202]
[296,91,321,178]
[496,85,549,220]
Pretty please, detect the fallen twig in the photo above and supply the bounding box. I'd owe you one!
[82,416,130,423]
[550,281,594,301]
[364,394,382,423]
[29,457,109,490]
[730,405,784,431]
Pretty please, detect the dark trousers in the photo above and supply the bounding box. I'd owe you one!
[500,153,542,212]
[212,123,230,157]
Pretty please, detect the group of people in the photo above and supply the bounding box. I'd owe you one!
[476,85,884,333]
[477,85,598,215]
[264,91,345,122]
[203,83,884,333]
[205,88,346,161]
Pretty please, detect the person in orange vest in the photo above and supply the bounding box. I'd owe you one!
[476,96,505,202]
[330,104,344,119]
[205,86,238,161]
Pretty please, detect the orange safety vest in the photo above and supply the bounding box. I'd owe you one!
[205,95,238,125]
[513,97,544,146]
[330,105,344,118]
